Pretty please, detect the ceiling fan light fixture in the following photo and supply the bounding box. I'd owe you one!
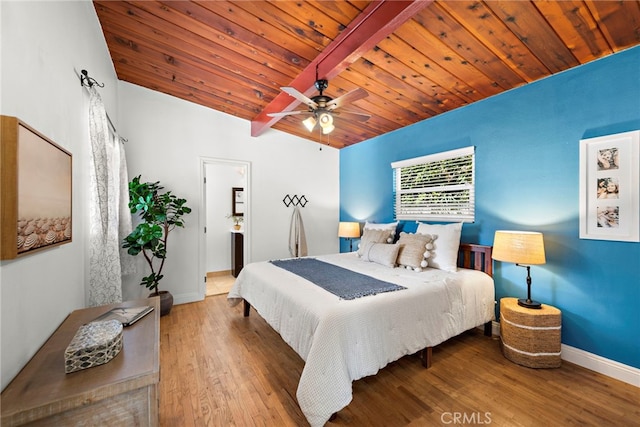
[275,80,367,137]
[302,116,317,132]
[318,112,333,127]
[321,123,335,134]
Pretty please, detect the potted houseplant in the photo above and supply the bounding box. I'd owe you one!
[122,175,191,316]
[227,214,243,230]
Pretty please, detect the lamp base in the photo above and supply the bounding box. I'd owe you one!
[518,298,542,309]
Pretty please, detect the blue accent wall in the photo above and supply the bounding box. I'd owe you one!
[340,46,640,368]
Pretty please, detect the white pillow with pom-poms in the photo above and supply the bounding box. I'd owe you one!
[415,222,462,272]
[395,232,435,272]
[356,228,395,257]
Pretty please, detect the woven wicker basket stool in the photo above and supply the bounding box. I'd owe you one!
[500,297,561,368]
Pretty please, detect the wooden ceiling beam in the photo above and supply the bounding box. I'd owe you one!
[250,0,433,137]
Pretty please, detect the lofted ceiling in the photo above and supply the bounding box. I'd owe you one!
[93,1,640,149]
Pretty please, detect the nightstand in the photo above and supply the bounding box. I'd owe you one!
[500,297,561,368]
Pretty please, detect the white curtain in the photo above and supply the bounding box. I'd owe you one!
[88,87,130,306]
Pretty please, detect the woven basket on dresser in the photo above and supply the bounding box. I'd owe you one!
[500,297,562,368]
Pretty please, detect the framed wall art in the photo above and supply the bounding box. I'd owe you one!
[1,116,72,259]
[579,130,639,242]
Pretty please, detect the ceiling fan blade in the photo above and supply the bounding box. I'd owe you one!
[333,110,370,122]
[327,87,368,110]
[281,87,318,109]
[267,110,311,118]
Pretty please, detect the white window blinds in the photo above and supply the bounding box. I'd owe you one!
[391,146,475,222]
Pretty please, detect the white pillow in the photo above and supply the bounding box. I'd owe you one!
[364,220,398,231]
[415,222,463,272]
[361,242,400,268]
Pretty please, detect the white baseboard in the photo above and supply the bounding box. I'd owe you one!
[491,320,500,337]
[561,344,640,388]
[174,292,204,305]
[493,322,639,388]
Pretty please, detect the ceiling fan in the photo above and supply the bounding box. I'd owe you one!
[268,79,370,135]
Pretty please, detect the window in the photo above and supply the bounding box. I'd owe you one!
[391,146,475,222]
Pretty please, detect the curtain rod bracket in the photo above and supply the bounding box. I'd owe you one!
[80,69,104,88]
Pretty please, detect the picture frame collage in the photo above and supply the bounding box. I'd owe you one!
[579,130,639,242]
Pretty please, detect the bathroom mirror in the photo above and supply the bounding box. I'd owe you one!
[232,187,244,216]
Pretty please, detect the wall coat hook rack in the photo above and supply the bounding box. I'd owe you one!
[283,194,308,207]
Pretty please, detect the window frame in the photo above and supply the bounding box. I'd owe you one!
[391,146,475,223]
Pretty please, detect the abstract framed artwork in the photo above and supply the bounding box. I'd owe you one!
[579,130,639,242]
[1,116,72,259]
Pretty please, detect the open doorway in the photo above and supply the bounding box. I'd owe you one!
[199,157,250,299]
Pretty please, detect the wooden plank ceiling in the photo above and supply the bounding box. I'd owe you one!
[93,1,640,149]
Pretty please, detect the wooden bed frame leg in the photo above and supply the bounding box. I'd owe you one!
[484,321,492,337]
[243,300,251,317]
[421,347,432,369]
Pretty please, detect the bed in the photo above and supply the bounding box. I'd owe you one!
[228,242,494,427]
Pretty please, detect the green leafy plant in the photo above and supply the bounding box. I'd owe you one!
[122,175,192,294]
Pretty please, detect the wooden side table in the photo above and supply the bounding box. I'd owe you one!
[500,297,561,368]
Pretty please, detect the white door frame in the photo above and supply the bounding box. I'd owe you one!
[199,157,251,299]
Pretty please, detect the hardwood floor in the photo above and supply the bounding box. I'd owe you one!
[159,295,639,426]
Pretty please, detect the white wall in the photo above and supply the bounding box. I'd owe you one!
[0,0,339,391]
[117,82,340,304]
[0,0,118,390]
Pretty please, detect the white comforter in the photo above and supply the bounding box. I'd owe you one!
[227,252,494,427]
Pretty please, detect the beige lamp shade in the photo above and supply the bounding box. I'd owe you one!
[492,230,546,265]
[302,116,317,132]
[338,222,360,238]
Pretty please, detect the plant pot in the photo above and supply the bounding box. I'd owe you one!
[150,290,173,316]
[233,224,241,230]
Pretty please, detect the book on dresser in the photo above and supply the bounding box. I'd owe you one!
[91,305,154,327]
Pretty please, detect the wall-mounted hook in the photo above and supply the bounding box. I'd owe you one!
[80,69,104,88]
[283,194,308,208]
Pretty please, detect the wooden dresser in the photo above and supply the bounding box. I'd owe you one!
[1,297,160,426]
[231,230,244,277]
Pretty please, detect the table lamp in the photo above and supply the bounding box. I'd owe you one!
[492,230,546,309]
[338,222,360,252]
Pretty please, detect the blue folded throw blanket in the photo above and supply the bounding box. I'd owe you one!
[270,258,406,300]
